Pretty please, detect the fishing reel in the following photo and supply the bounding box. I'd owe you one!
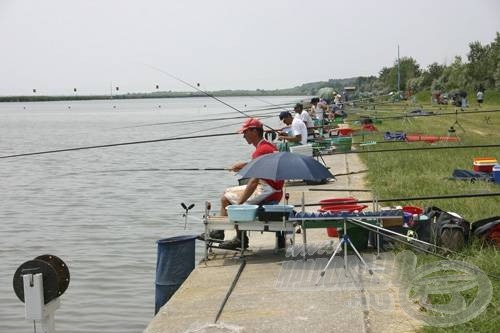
[264,130,277,142]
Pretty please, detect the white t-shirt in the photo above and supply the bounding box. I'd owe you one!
[295,111,314,128]
[291,118,308,145]
[314,105,324,121]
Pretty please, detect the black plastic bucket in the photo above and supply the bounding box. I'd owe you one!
[154,235,197,314]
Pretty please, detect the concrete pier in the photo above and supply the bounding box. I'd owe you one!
[144,153,421,333]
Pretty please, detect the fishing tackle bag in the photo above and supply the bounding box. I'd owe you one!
[384,131,406,141]
[449,169,492,183]
[416,206,471,251]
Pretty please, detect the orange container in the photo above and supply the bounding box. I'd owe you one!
[473,157,497,173]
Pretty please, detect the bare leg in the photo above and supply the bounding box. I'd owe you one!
[220,195,230,216]
[220,194,243,241]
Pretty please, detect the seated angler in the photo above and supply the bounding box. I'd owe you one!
[293,103,315,140]
[278,111,307,146]
[216,118,284,250]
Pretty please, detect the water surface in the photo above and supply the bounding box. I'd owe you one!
[0,96,302,332]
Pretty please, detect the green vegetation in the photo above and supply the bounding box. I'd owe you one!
[350,101,499,332]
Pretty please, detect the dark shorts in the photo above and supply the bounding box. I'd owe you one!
[477,99,483,104]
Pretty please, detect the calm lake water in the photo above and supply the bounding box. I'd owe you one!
[0,96,303,332]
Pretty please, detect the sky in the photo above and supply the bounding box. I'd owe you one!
[1,0,499,96]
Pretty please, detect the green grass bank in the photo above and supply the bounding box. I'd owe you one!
[349,102,499,332]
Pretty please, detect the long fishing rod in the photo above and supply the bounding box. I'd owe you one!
[117,108,279,130]
[335,143,500,155]
[333,169,368,177]
[0,132,238,159]
[308,188,373,192]
[105,168,229,172]
[1,110,280,160]
[347,218,500,280]
[248,95,299,113]
[79,167,364,178]
[58,167,232,178]
[145,64,279,132]
[348,218,463,256]
[354,108,500,121]
[352,140,413,146]
[167,168,230,171]
[3,128,496,161]
[300,191,500,207]
[166,114,273,139]
[214,259,246,323]
[2,106,281,160]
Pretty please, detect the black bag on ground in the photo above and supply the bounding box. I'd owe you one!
[449,169,492,183]
[417,206,471,251]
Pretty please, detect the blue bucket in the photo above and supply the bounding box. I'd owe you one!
[155,235,197,314]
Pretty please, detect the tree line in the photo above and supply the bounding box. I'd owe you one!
[301,32,500,99]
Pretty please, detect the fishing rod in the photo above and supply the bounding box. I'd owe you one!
[116,104,292,130]
[167,168,230,171]
[308,188,373,192]
[354,108,500,121]
[248,95,298,113]
[335,143,500,155]
[347,218,500,280]
[86,168,230,174]
[300,191,500,207]
[145,64,279,133]
[214,259,246,323]
[352,140,409,146]
[1,107,279,160]
[0,132,238,159]
[348,218,463,256]
[3,130,496,161]
[333,170,368,177]
[1,110,279,160]
[90,166,364,175]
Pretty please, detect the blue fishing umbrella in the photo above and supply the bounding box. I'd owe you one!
[237,152,333,181]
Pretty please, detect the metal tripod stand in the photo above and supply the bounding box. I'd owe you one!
[450,109,465,133]
[316,218,373,285]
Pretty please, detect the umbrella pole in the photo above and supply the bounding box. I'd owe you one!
[373,195,381,259]
[301,192,307,261]
[283,192,295,256]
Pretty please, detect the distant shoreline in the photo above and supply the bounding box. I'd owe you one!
[0,91,306,103]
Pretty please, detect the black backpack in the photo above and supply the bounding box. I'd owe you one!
[416,206,471,251]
